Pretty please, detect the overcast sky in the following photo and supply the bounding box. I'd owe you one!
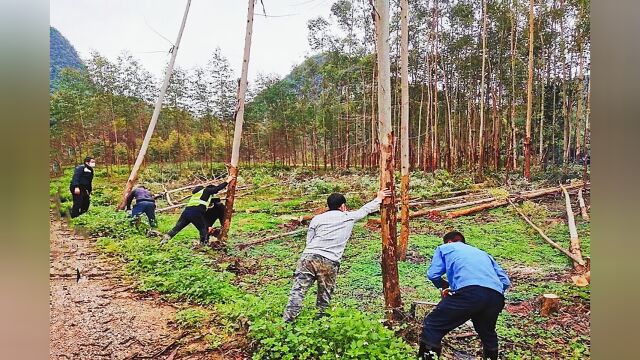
[50,0,334,82]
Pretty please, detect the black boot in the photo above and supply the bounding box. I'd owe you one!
[417,342,441,360]
[482,347,498,360]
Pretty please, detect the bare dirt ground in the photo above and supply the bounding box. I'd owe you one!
[49,216,228,360]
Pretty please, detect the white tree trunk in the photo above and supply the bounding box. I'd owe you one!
[118,0,191,210]
[220,0,255,242]
[398,0,410,261]
[375,0,402,321]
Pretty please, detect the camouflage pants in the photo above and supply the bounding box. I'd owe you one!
[282,254,340,322]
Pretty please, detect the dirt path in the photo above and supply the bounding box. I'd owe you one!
[49,216,220,360]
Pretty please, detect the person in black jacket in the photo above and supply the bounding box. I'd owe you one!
[161,175,234,247]
[204,198,226,239]
[69,156,95,218]
[126,185,161,228]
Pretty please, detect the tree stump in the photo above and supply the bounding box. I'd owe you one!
[540,294,560,316]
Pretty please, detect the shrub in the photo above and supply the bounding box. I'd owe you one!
[175,308,209,329]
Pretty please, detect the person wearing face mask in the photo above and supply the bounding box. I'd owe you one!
[69,156,95,218]
[282,189,392,322]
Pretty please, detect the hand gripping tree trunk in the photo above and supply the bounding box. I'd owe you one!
[374,0,402,321]
[398,0,410,261]
[219,0,255,243]
[117,0,191,209]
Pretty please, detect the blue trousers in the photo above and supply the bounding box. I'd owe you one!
[421,285,505,352]
[131,201,157,227]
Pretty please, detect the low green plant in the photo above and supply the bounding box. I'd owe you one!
[175,308,209,329]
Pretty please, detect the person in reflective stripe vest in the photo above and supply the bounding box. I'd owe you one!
[161,175,234,247]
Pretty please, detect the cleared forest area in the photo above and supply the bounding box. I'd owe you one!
[51,163,590,359]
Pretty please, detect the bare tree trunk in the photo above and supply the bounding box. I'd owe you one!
[561,0,570,167]
[575,48,585,162]
[117,0,191,210]
[478,0,488,179]
[398,0,410,261]
[374,0,402,321]
[524,0,534,181]
[432,2,440,171]
[582,78,590,182]
[220,0,255,242]
[509,2,518,172]
[417,83,424,169]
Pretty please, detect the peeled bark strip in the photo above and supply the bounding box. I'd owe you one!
[117,0,192,210]
[375,0,403,321]
[398,175,410,260]
[561,184,585,271]
[508,198,585,266]
[578,188,589,220]
[540,294,560,316]
[220,0,255,242]
[236,228,306,250]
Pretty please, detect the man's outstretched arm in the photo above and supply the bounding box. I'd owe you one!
[346,189,392,221]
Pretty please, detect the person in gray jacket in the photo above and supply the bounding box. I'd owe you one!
[282,188,392,322]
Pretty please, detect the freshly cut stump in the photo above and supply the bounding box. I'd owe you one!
[540,294,560,316]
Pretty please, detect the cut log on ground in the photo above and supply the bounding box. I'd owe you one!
[236,228,306,250]
[561,184,585,272]
[539,294,560,316]
[571,271,590,287]
[578,188,590,220]
[508,199,585,266]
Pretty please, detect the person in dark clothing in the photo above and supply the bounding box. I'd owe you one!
[69,156,95,218]
[418,231,511,360]
[161,175,234,247]
[204,198,226,239]
[126,185,160,228]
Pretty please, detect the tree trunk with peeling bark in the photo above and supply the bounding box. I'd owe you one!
[374,0,402,321]
[398,0,410,261]
[219,0,255,242]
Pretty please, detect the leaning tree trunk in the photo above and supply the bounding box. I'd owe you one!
[117,0,191,210]
[398,0,410,261]
[374,0,402,321]
[524,0,534,181]
[219,0,255,242]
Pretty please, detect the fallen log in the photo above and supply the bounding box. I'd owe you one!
[236,228,306,249]
[369,182,587,224]
[578,188,590,220]
[369,197,498,224]
[508,199,585,266]
[539,294,560,316]
[156,186,251,213]
[561,184,585,272]
[162,185,174,206]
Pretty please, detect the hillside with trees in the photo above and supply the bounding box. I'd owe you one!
[49,27,84,92]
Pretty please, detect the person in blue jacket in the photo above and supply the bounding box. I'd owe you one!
[69,156,95,218]
[419,231,511,360]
